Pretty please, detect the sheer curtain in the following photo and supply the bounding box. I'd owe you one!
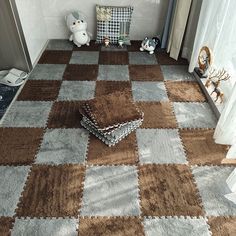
[214,84,236,159]
[189,0,236,158]
[189,0,236,79]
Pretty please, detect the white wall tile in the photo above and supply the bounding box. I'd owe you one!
[15,0,48,65]
[15,0,169,64]
[40,0,169,40]
[45,17,96,39]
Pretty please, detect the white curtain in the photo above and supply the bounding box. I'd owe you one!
[189,0,236,79]
[189,0,236,158]
[167,0,192,60]
[214,84,236,158]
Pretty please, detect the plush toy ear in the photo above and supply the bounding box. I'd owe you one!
[152,37,161,47]
[72,11,80,20]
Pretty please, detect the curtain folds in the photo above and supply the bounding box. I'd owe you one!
[167,0,192,60]
[214,83,236,159]
[189,0,236,158]
[161,0,176,49]
[181,0,202,61]
[188,0,236,77]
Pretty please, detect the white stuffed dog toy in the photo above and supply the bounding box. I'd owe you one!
[66,12,91,47]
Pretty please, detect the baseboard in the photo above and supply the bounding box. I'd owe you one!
[32,39,49,68]
[193,69,221,119]
[0,40,49,125]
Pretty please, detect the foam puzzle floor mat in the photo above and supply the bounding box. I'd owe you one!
[0,84,19,119]
[0,39,234,236]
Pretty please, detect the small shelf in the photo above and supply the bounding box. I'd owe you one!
[193,69,225,119]
[193,70,235,163]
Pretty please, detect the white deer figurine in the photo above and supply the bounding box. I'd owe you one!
[205,68,230,103]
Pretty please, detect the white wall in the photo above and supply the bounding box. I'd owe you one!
[40,0,169,40]
[15,0,48,65]
[14,0,169,65]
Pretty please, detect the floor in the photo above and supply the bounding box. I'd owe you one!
[0,85,19,120]
[0,40,236,236]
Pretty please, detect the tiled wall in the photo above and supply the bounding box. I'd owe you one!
[15,0,48,65]
[14,0,168,65]
[40,0,169,40]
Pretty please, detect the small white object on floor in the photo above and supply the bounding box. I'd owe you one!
[0,68,27,86]
[226,168,236,192]
[224,192,236,204]
[225,168,236,204]
[226,144,236,159]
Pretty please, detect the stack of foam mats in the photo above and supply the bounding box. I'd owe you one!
[80,91,143,146]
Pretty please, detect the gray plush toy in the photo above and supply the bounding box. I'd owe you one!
[140,37,161,54]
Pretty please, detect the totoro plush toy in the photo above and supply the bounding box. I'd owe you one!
[66,11,91,47]
[140,37,161,54]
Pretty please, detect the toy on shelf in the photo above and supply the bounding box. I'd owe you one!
[118,33,129,48]
[66,11,91,47]
[140,37,161,54]
[104,37,110,47]
[118,39,124,48]
[196,46,213,77]
[205,68,230,103]
[118,37,124,48]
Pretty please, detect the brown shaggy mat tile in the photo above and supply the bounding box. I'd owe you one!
[85,91,142,129]
[0,217,14,236]
[136,102,177,128]
[99,51,129,65]
[156,51,188,65]
[79,217,144,236]
[208,217,236,236]
[129,65,164,81]
[17,80,61,101]
[180,129,229,165]
[38,50,72,64]
[16,164,85,217]
[73,40,101,51]
[87,133,138,165]
[95,81,132,97]
[139,164,204,216]
[63,64,98,81]
[0,128,44,165]
[165,81,206,102]
[127,40,142,52]
[47,101,84,128]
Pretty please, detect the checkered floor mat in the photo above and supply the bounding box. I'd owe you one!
[0,40,235,236]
